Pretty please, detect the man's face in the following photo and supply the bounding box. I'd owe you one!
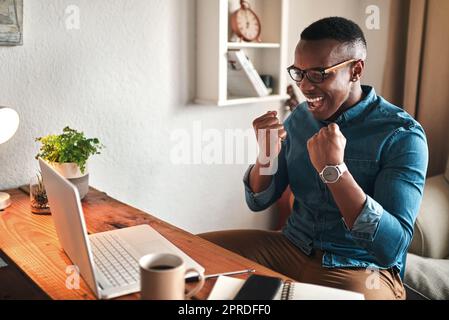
[294,39,360,121]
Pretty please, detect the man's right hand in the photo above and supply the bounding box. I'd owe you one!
[252,111,287,164]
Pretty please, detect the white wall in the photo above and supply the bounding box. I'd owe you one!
[0,0,279,234]
[0,0,391,234]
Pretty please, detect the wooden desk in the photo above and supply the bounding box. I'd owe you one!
[0,188,287,300]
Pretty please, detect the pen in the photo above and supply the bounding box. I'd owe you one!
[185,268,255,283]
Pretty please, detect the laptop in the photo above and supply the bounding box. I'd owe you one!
[38,158,204,299]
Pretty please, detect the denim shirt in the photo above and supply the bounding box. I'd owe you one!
[243,86,428,274]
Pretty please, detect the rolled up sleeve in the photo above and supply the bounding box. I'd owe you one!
[243,165,277,211]
[243,143,289,212]
[350,195,384,241]
[349,125,428,268]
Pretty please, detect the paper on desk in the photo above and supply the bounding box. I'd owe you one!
[207,276,365,300]
[208,276,244,300]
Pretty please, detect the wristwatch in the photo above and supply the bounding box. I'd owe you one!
[319,163,348,184]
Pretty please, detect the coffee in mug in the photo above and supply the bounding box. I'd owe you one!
[139,253,204,300]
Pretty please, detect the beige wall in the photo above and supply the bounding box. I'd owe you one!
[287,0,392,98]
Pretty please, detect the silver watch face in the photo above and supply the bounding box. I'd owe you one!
[322,166,339,182]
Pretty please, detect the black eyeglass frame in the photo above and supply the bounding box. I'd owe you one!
[287,59,360,84]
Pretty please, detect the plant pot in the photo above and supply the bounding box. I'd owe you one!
[50,162,89,200]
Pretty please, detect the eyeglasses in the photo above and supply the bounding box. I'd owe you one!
[287,59,359,84]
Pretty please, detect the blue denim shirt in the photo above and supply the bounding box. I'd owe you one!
[243,86,428,274]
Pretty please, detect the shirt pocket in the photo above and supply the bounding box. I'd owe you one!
[344,158,380,196]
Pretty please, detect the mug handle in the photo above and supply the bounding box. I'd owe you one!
[184,268,205,299]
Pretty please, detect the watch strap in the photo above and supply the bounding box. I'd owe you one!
[319,162,347,184]
[336,162,348,175]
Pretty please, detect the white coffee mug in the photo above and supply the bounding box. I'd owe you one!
[139,253,204,300]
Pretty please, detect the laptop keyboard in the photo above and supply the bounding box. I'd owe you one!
[90,233,139,287]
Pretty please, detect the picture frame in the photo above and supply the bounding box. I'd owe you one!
[0,0,23,46]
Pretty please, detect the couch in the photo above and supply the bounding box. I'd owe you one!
[404,157,449,300]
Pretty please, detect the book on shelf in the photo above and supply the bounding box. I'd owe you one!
[207,275,365,300]
[227,49,270,98]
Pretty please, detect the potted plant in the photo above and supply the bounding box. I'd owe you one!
[35,126,104,200]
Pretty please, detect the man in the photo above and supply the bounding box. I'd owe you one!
[199,17,428,299]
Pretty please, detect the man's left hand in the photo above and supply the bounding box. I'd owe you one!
[307,123,347,172]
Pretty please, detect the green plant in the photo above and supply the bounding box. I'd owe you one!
[35,126,104,174]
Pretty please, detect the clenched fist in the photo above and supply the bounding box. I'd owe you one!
[307,123,346,172]
[253,111,287,164]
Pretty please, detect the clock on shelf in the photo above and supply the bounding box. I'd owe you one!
[230,0,262,42]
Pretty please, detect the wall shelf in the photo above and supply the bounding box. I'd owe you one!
[196,0,289,107]
[227,42,281,49]
[196,94,290,107]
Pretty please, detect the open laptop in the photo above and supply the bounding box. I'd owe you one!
[39,158,204,299]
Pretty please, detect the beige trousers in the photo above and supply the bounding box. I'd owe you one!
[198,229,406,300]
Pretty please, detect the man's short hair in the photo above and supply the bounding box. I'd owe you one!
[301,17,367,50]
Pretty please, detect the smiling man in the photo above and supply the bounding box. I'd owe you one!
[199,17,429,300]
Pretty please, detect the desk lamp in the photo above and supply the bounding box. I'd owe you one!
[0,107,20,210]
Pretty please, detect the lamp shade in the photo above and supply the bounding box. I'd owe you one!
[0,107,19,144]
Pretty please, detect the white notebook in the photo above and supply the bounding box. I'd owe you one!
[208,276,365,300]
